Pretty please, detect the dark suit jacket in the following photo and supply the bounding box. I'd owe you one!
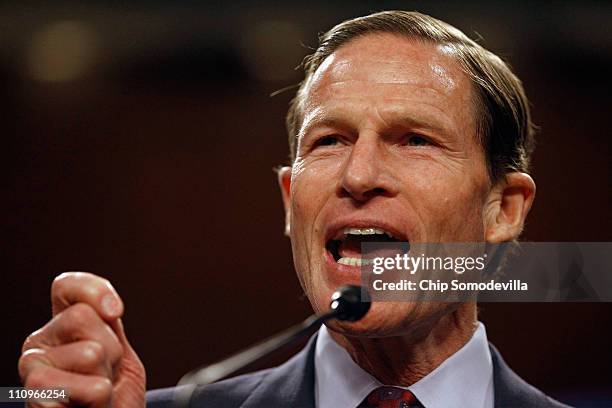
[147,334,571,408]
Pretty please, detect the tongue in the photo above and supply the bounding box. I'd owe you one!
[338,236,363,258]
[338,235,404,258]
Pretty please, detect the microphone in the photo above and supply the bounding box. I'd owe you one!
[329,284,371,321]
[177,285,370,387]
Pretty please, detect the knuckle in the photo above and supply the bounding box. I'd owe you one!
[82,275,113,303]
[18,349,42,381]
[89,377,113,402]
[81,340,106,366]
[51,272,74,293]
[52,271,102,295]
[84,283,105,301]
[65,303,97,325]
[22,330,41,353]
[24,366,50,388]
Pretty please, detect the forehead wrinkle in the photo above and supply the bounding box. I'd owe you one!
[299,34,478,143]
[317,81,457,114]
[307,71,467,129]
[304,84,459,130]
[307,77,458,116]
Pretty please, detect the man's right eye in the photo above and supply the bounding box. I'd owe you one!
[314,135,340,147]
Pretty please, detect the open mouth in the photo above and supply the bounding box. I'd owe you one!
[326,227,409,266]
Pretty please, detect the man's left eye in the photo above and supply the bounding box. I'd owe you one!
[404,134,431,147]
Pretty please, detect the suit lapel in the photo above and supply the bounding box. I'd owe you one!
[490,344,553,407]
[241,334,318,408]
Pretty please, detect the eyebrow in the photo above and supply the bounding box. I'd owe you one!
[300,108,454,139]
[300,116,349,137]
[397,114,454,138]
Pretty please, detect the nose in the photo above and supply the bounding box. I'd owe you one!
[339,134,397,202]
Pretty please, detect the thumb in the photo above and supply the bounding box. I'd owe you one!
[108,318,147,406]
[109,318,144,369]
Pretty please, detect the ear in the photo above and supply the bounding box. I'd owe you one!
[484,172,536,243]
[277,166,292,237]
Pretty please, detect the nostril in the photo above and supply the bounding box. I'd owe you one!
[357,187,390,201]
[340,185,389,202]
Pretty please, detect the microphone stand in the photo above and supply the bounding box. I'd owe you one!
[177,312,331,386]
[173,285,370,407]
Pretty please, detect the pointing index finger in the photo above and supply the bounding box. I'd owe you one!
[51,272,124,321]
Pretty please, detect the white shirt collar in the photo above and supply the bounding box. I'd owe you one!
[314,322,494,408]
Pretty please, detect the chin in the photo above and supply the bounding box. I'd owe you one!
[325,302,413,338]
[325,301,459,339]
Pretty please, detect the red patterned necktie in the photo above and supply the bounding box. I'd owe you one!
[358,386,422,408]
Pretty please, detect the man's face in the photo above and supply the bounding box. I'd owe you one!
[282,34,493,336]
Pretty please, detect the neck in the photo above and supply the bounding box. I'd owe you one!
[328,303,478,386]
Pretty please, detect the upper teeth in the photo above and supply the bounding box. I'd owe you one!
[343,227,393,238]
[337,257,374,266]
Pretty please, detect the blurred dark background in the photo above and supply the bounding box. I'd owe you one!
[3,1,611,406]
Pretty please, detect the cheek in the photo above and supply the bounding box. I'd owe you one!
[290,157,342,219]
[288,158,339,252]
[402,162,488,238]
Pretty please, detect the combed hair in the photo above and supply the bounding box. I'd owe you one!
[286,10,535,181]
